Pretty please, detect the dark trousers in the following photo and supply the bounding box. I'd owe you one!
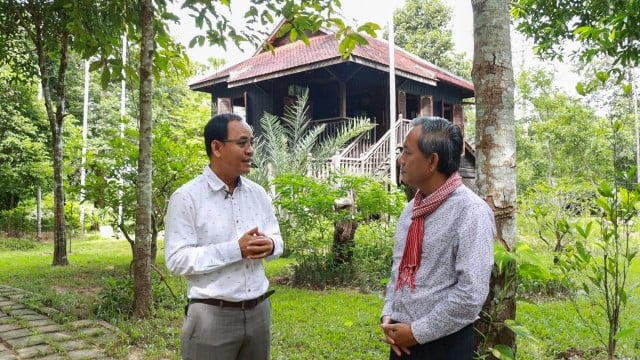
[389,323,475,360]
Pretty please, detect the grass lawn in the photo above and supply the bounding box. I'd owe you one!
[1,235,639,359]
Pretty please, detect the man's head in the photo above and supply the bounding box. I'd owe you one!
[399,116,462,190]
[204,113,255,182]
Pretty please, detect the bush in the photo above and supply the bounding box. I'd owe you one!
[95,273,184,321]
[0,237,38,251]
[286,222,394,291]
[273,174,402,290]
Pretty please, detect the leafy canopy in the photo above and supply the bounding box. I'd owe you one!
[389,0,471,78]
[512,0,640,76]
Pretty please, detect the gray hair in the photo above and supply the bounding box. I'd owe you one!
[410,116,462,176]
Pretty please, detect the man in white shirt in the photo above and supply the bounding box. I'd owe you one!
[164,113,284,360]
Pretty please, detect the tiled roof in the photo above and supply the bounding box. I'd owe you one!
[190,33,474,95]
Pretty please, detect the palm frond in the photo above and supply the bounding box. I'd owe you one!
[315,116,375,160]
[292,123,327,173]
[283,89,312,145]
[257,112,290,173]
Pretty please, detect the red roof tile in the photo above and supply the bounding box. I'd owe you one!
[190,33,474,95]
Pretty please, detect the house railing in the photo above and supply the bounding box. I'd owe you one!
[310,116,377,145]
[318,117,412,179]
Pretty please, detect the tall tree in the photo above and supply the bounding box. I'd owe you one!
[471,0,517,358]
[515,68,612,192]
[0,66,50,214]
[0,1,72,265]
[390,0,471,78]
[512,0,640,76]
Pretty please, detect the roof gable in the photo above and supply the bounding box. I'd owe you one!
[190,22,474,97]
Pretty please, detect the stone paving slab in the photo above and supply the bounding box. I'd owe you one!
[6,335,48,349]
[15,344,54,359]
[1,329,31,341]
[0,351,19,360]
[0,286,115,360]
[25,322,55,330]
[0,325,21,333]
[29,325,60,334]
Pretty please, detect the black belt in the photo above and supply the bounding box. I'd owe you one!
[189,290,275,310]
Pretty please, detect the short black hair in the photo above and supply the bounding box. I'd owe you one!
[410,116,463,176]
[204,113,244,156]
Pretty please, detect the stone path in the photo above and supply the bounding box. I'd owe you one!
[0,285,117,360]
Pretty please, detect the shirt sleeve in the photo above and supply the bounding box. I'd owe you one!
[164,189,243,276]
[411,202,496,344]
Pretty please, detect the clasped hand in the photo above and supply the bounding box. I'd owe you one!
[239,227,273,259]
[380,316,418,357]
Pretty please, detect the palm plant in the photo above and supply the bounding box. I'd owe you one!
[249,89,375,189]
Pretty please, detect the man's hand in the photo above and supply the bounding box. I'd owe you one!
[239,227,274,259]
[380,316,417,356]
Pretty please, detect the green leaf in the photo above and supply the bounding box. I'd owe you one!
[614,326,637,340]
[348,33,369,45]
[244,6,258,18]
[519,263,550,280]
[595,71,610,83]
[289,28,298,42]
[100,67,111,89]
[357,22,380,37]
[504,320,538,341]
[89,60,102,72]
[576,81,586,95]
[494,244,515,274]
[490,344,515,360]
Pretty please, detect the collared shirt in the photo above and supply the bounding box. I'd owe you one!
[381,185,495,344]
[164,165,283,302]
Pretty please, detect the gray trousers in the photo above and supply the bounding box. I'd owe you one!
[181,299,271,360]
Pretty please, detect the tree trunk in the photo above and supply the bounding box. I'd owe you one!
[30,4,69,266]
[36,186,42,240]
[332,190,357,265]
[471,0,517,357]
[133,0,154,318]
[52,25,70,266]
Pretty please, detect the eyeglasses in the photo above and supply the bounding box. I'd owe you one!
[219,137,254,149]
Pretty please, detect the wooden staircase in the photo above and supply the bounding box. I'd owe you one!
[321,117,413,180]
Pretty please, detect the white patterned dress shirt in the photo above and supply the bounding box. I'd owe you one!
[164,165,283,301]
[382,185,495,344]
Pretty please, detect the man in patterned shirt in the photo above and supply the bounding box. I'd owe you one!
[165,113,283,360]
[380,116,495,359]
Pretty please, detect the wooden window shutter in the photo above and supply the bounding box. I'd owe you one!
[420,95,433,116]
[217,98,232,114]
[397,91,406,119]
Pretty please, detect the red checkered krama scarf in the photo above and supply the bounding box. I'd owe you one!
[396,172,462,291]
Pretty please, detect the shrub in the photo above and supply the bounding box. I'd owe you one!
[273,173,402,290]
[286,222,394,291]
[95,273,184,321]
[0,236,39,251]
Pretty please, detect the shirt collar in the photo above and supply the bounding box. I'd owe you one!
[202,165,243,194]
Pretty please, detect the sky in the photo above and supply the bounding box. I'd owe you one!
[167,1,579,95]
[168,0,475,67]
